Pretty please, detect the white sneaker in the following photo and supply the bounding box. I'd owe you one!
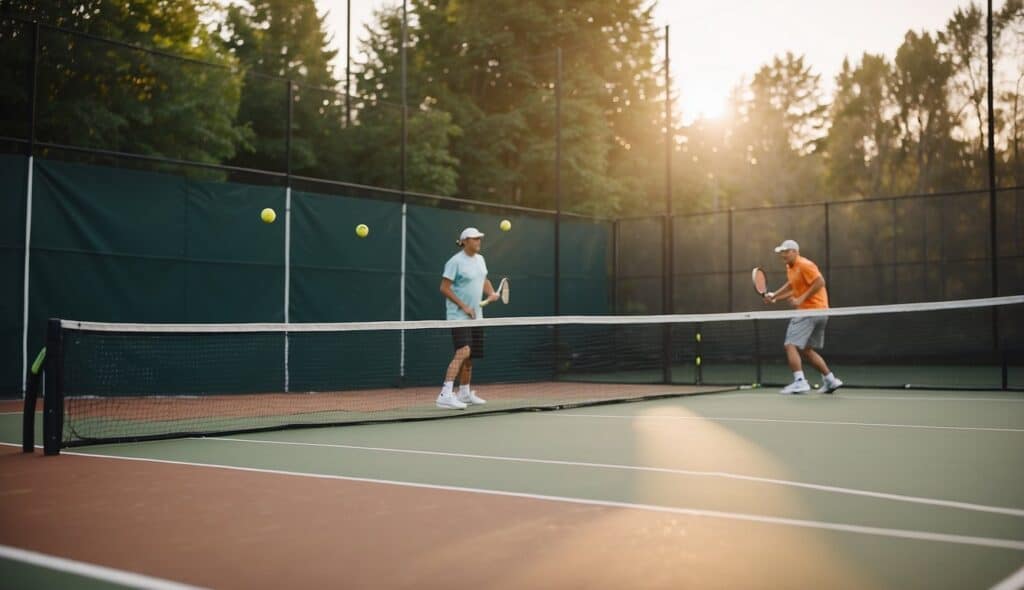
[780,380,811,395]
[822,377,843,394]
[457,389,487,405]
[436,391,467,410]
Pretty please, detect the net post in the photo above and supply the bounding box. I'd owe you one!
[998,306,1007,389]
[823,202,831,288]
[21,380,35,453]
[21,347,45,453]
[1002,348,1008,390]
[42,319,63,456]
[662,323,672,384]
[611,219,618,313]
[727,208,734,311]
[695,323,703,385]
[753,319,762,386]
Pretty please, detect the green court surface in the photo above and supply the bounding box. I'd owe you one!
[0,555,139,590]
[2,387,1024,589]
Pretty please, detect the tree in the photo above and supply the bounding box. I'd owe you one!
[890,30,966,193]
[2,0,250,165]
[996,0,1024,186]
[219,0,343,176]
[725,53,828,206]
[354,0,664,215]
[338,4,462,194]
[824,54,897,198]
[942,3,989,161]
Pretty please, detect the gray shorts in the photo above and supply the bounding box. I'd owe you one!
[785,317,827,350]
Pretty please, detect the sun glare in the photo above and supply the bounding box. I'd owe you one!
[683,87,727,122]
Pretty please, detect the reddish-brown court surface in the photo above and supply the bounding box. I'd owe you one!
[1,445,887,589]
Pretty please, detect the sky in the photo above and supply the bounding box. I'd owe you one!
[318,0,982,123]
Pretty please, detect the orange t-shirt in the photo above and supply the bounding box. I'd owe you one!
[786,256,828,309]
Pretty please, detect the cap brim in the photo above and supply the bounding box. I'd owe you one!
[774,246,788,253]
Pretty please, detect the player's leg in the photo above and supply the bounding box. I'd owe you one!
[447,347,470,382]
[458,358,472,384]
[781,319,811,394]
[800,347,830,375]
[438,330,472,409]
[457,328,486,405]
[786,344,803,372]
[802,318,842,393]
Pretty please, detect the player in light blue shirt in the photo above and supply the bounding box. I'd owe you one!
[437,227,498,409]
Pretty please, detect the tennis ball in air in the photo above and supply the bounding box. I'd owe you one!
[261,208,276,223]
[500,219,512,231]
[355,223,370,238]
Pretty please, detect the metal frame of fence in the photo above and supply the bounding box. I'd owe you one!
[1,15,1020,395]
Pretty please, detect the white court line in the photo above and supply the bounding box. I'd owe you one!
[5,442,1023,550]
[42,449,1024,552]
[714,392,1024,403]
[842,395,1024,402]
[0,411,23,415]
[203,437,1024,517]
[553,413,1024,433]
[0,544,205,590]
[992,564,1024,590]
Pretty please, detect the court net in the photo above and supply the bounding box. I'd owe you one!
[35,296,1023,453]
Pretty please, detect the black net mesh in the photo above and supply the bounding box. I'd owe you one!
[47,297,1023,449]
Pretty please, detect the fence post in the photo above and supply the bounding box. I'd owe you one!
[555,48,562,316]
[824,202,831,289]
[727,208,734,311]
[21,21,40,397]
[662,26,673,384]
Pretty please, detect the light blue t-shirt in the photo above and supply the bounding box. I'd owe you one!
[442,251,488,320]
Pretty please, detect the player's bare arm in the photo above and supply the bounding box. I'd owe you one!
[440,278,474,318]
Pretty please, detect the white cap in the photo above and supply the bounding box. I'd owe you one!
[459,227,485,241]
[773,239,799,253]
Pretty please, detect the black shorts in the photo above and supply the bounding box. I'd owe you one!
[451,327,485,358]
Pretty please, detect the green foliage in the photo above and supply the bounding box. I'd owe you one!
[824,54,898,198]
[3,0,251,165]
[217,0,342,175]
[2,0,1022,212]
[728,52,828,206]
[890,30,964,193]
[350,0,663,215]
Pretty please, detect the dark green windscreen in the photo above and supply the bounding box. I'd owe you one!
[6,158,616,397]
[27,159,286,388]
[289,190,402,322]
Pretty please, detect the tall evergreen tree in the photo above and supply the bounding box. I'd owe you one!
[727,53,828,206]
[2,0,250,164]
[219,0,343,176]
[824,54,897,198]
[353,0,663,214]
[890,31,965,193]
[339,4,460,193]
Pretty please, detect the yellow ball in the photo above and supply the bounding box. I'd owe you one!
[260,208,276,223]
[499,219,512,231]
[355,223,369,238]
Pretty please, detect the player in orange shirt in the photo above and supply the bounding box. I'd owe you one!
[763,240,843,394]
